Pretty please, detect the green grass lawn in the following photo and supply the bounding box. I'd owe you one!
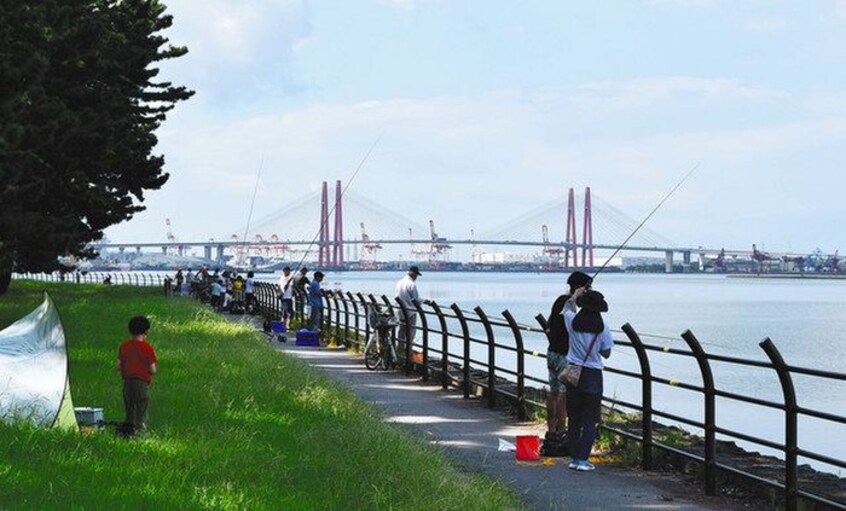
[0,281,521,510]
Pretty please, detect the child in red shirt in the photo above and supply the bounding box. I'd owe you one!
[117,316,158,435]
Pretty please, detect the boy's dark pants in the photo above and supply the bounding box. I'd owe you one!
[123,378,150,432]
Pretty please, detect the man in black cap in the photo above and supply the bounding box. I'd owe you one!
[308,271,325,332]
[541,270,592,455]
[395,266,422,354]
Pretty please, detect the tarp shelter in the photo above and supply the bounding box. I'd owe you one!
[0,292,78,430]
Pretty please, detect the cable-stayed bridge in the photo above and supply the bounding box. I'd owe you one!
[97,181,809,272]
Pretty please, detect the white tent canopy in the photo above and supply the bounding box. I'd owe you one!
[0,292,77,429]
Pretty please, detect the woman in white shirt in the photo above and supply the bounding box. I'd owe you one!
[564,288,614,472]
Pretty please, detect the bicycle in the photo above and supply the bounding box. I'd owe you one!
[364,305,400,371]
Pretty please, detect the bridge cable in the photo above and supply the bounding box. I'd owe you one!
[593,162,700,279]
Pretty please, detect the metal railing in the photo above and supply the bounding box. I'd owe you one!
[250,282,845,511]
[13,271,169,288]
[13,272,845,510]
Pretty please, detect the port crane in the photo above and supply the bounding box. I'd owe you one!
[751,244,778,273]
[164,219,183,256]
[541,225,565,258]
[268,234,292,258]
[359,223,382,268]
[428,220,452,262]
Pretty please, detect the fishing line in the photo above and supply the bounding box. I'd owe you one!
[593,162,701,279]
[240,148,266,265]
[294,133,384,272]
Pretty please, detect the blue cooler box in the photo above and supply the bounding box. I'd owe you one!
[271,321,286,334]
[74,407,104,427]
[296,329,319,346]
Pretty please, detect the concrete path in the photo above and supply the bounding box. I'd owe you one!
[238,316,736,510]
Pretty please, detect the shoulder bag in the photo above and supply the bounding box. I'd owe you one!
[558,333,600,387]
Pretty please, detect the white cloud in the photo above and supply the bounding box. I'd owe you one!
[743,16,789,33]
[378,0,416,10]
[803,91,846,113]
[647,0,719,9]
[579,76,789,104]
[110,76,846,252]
[160,0,312,99]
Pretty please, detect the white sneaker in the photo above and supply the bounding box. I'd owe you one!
[568,460,579,470]
[576,460,596,472]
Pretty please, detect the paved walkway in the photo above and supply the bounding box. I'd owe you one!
[237,316,735,510]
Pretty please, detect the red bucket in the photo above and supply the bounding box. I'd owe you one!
[515,435,540,461]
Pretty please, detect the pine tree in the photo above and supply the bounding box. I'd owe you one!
[0,0,193,293]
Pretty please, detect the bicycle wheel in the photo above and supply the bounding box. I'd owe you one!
[364,335,383,370]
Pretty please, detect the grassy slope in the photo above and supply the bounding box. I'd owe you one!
[0,282,520,510]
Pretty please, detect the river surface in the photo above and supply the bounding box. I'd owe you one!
[256,271,845,473]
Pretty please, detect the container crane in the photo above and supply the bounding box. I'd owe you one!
[428,220,452,262]
[541,225,564,258]
[164,218,183,256]
[826,250,841,272]
[360,223,383,256]
[713,248,726,272]
[409,228,430,260]
[269,234,291,259]
[359,223,382,268]
[751,244,777,273]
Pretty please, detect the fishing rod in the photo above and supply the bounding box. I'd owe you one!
[240,149,266,265]
[592,162,700,279]
[293,133,384,273]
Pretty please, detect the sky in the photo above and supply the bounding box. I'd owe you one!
[105,0,846,256]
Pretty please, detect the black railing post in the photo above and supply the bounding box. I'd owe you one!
[681,329,717,496]
[412,299,429,380]
[255,282,263,315]
[271,283,278,318]
[503,309,527,420]
[347,292,360,347]
[358,293,371,349]
[429,301,450,390]
[451,304,471,399]
[255,282,263,314]
[340,293,350,347]
[331,293,341,345]
[323,290,332,339]
[258,283,266,316]
[394,297,413,374]
[622,322,654,471]
[380,294,394,313]
[760,338,798,511]
[474,306,497,409]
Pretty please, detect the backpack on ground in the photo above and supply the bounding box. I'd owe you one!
[541,431,569,457]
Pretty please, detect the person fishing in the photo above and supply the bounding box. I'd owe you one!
[542,270,592,456]
[563,286,613,472]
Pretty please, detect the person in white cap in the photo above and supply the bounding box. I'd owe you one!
[395,266,422,353]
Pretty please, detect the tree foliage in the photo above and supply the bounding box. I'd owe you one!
[0,0,193,292]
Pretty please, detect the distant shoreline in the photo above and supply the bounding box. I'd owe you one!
[728,273,846,280]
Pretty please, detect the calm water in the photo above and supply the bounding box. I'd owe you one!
[259,271,846,473]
